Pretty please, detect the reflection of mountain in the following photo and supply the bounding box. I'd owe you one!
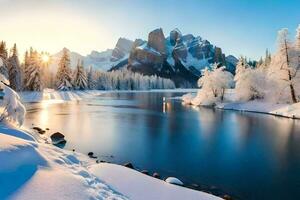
[50,28,237,87]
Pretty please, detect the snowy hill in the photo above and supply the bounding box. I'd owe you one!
[49,38,133,72]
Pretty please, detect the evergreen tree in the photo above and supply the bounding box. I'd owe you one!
[25,49,43,91]
[0,41,8,59]
[55,48,73,90]
[87,66,96,89]
[73,60,87,90]
[8,44,22,91]
[0,41,9,78]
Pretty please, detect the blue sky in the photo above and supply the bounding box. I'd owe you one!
[0,0,299,59]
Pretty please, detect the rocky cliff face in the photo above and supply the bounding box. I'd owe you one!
[126,28,236,87]
[110,38,133,62]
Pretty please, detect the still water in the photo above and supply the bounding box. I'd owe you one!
[24,91,300,200]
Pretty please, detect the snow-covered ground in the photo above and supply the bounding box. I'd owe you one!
[90,163,222,200]
[182,89,300,119]
[0,124,222,200]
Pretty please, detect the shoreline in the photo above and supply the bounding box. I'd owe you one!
[0,123,224,200]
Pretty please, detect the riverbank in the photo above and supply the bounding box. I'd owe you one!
[182,90,300,120]
[0,124,222,200]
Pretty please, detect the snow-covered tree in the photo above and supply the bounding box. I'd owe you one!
[73,60,87,90]
[25,49,43,91]
[0,41,8,60]
[0,74,25,126]
[192,64,234,105]
[7,44,22,91]
[0,41,9,78]
[87,66,97,90]
[268,28,299,103]
[55,49,73,91]
[234,57,266,101]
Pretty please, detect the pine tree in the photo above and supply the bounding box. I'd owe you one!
[0,41,9,78]
[0,41,8,59]
[55,48,73,90]
[7,44,22,91]
[87,66,96,89]
[73,60,87,90]
[25,50,43,91]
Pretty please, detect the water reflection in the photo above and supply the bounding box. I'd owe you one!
[24,92,300,200]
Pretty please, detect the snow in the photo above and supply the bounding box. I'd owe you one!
[136,43,161,56]
[165,177,183,186]
[90,163,222,200]
[181,52,210,71]
[0,130,127,200]
[0,123,221,200]
[183,89,300,119]
[216,101,300,119]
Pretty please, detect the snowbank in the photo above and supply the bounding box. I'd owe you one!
[0,125,222,200]
[0,127,126,200]
[183,89,300,119]
[216,101,300,119]
[90,163,222,200]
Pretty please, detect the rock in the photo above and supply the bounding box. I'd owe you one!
[88,152,97,159]
[72,149,75,152]
[170,28,182,46]
[153,172,161,179]
[165,177,183,186]
[110,38,134,62]
[33,127,46,134]
[141,170,149,175]
[33,126,43,132]
[124,162,134,169]
[223,195,233,200]
[148,28,166,55]
[172,38,188,63]
[50,132,66,145]
[46,128,50,130]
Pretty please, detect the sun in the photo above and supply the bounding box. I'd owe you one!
[42,54,50,63]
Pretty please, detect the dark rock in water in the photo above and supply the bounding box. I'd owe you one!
[124,162,134,169]
[50,132,66,144]
[33,126,43,132]
[96,160,106,163]
[33,126,46,134]
[88,152,97,159]
[153,172,161,179]
[141,170,149,175]
[223,195,233,200]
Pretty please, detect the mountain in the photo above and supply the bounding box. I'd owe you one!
[49,29,237,87]
[125,28,237,87]
[49,38,133,72]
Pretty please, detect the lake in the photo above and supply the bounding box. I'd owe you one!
[24,91,300,200]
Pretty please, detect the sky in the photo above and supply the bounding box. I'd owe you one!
[0,0,300,60]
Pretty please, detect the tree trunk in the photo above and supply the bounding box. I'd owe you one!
[285,40,298,103]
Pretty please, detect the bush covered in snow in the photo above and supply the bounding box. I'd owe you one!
[0,73,25,126]
[191,64,234,106]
